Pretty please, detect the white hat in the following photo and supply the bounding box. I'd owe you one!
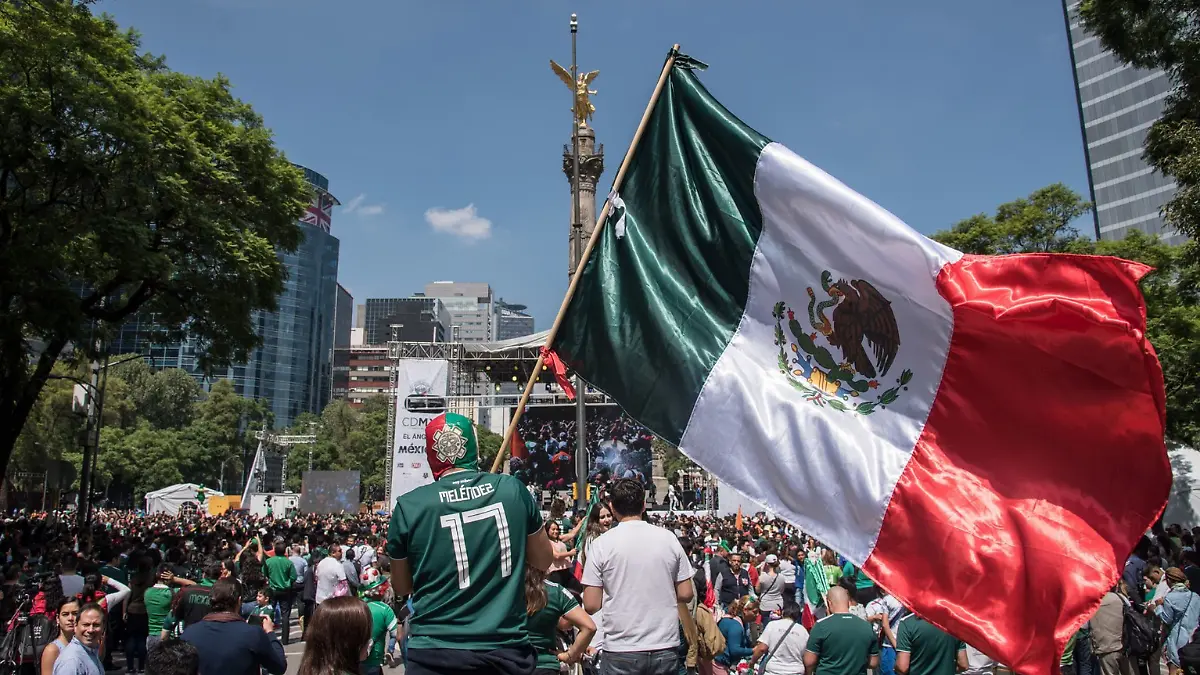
[765,554,779,564]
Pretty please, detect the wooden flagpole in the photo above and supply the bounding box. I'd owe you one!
[490,45,681,474]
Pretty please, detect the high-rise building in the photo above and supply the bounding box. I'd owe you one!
[423,281,495,342]
[1062,2,1182,244]
[332,345,390,407]
[363,297,450,345]
[494,299,535,341]
[334,284,353,349]
[107,165,341,429]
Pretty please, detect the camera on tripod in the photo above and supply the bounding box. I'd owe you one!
[0,572,58,673]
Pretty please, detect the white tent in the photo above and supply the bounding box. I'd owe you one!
[144,483,224,516]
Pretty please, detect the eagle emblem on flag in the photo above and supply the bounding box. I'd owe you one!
[773,271,913,415]
[432,425,469,463]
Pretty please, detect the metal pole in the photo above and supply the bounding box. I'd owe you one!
[76,353,99,531]
[570,13,588,511]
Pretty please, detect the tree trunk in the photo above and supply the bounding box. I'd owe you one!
[0,336,69,486]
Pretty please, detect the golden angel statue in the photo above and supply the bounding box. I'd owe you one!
[550,60,599,128]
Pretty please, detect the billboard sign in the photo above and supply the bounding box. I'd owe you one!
[390,359,449,502]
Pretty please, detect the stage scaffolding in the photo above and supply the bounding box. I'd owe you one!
[381,333,716,509]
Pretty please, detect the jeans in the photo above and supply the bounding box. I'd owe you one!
[601,648,679,675]
[273,590,295,644]
[1077,633,1098,675]
[880,644,897,675]
[360,666,383,675]
[124,612,148,672]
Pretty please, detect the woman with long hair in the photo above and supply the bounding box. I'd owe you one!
[524,565,595,675]
[124,556,155,675]
[544,522,578,591]
[714,597,755,675]
[39,597,81,675]
[296,596,372,675]
[77,573,131,613]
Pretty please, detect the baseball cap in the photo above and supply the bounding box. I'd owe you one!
[765,554,779,564]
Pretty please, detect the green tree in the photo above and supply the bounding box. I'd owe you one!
[0,1,310,482]
[930,184,1093,255]
[476,424,503,476]
[933,186,1200,447]
[1078,1,1200,242]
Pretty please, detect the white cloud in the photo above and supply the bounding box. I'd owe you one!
[424,204,492,241]
[342,192,384,216]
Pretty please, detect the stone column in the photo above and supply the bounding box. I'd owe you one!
[564,125,605,280]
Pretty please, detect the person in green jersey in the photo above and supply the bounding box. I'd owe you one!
[803,587,879,675]
[359,567,398,675]
[894,614,967,675]
[145,565,191,655]
[262,542,298,644]
[523,564,595,675]
[387,412,554,675]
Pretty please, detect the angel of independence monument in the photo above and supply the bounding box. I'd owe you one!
[382,16,610,506]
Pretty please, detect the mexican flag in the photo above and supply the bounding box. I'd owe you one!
[552,56,1169,675]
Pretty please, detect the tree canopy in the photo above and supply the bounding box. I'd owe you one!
[11,359,270,505]
[1078,0,1200,243]
[0,0,310,482]
[932,185,1200,447]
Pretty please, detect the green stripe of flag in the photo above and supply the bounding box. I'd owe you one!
[556,61,771,445]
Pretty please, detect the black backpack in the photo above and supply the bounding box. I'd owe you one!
[1,613,57,665]
[1123,601,1166,659]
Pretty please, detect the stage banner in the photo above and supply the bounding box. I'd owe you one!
[390,359,450,502]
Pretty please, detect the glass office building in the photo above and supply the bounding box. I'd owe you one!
[1062,2,1183,244]
[109,165,341,428]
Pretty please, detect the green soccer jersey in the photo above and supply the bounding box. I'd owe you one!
[387,470,543,650]
[805,612,879,675]
[363,600,398,667]
[144,586,174,635]
[527,581,579,669]
[895,615,966,675]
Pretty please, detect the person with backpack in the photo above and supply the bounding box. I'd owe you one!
[1152,568,1200,675]
[680,578,725,675]
[1088,584,1130,675]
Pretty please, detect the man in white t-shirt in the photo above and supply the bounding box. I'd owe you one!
[582,478,695,675]
[751,600,810,675]
[314,543,348,604]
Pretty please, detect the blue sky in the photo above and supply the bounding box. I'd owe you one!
[99,1,1087,329]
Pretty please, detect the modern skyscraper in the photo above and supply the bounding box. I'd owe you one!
[236,166,341,427]
[1062,2,1182,244]
[362,297,450,345]
[494,299,535,341]
[422,281,495,342]
[108,165,341,429]
[334,284,353,349]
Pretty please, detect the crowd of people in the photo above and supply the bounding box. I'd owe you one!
[3,412,1199,675]
[511,412,653,490]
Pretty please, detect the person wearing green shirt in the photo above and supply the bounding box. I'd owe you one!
[360,571,398,675]
[386,412,555,674]
[841,560,878,605]
[262,542,298,644]
[804,587,879,675]
[894,614,967,675]
[145,564,193,653]
[523,565,595,674]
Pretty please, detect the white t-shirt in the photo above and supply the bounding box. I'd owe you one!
[314,556,347,604]
[962,645,996,675]
[757,618,810,675]
[581,519,694,652]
